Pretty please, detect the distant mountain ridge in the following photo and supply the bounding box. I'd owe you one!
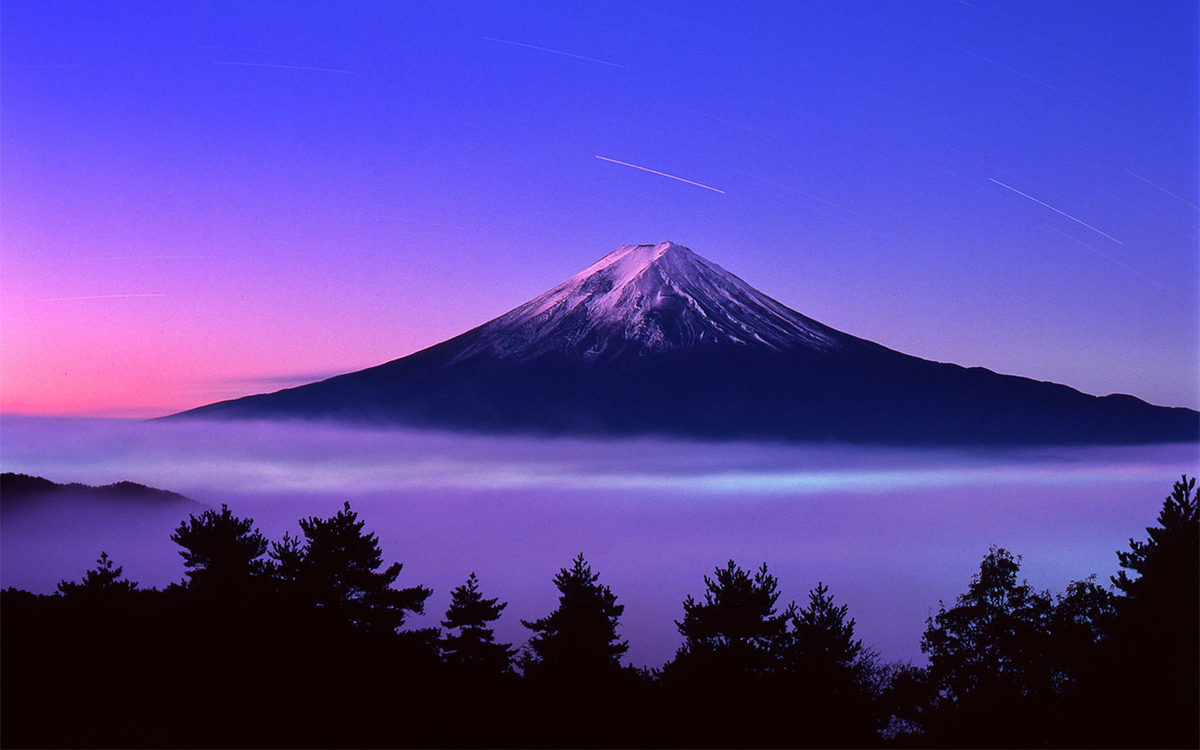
[1,473,198,507]
[175,242,1199,446]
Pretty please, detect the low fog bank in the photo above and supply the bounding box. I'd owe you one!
[2,416,1196,667]
[5,416,1193,495]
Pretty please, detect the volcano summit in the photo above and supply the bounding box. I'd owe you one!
[177,242,1198,445]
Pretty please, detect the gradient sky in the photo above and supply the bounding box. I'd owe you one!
[3,1,1197,418]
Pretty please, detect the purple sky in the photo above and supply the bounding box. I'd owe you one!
[3,1,1197,416]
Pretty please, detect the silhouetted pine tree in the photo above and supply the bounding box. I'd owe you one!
[519,555,638,746]
[56,551,138,597]
[258,503,441,746]
[669,560,791,683]
[1101,475,1199,747]
[786,582,868,679]
[783,583,882,746]
[435,573,522,746]
[662,561,793,746]
[281,502,433,634]
[170,504,268,593]
[267,530,304,593]
[521,554,627,681]
[441,572,516,676]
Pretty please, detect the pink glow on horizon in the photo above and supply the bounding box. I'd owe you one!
[0,222,527,417]
[2,3,1196,417]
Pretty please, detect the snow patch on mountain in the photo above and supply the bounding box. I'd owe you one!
[451,242,847,363]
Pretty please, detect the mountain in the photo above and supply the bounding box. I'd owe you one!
[0,473,200,509]
[174,242,1198,445]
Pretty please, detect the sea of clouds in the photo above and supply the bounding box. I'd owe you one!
[3,415,1196,668]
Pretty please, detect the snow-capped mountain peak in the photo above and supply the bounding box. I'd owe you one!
[177,240,1199,445]
[451,241,846,363]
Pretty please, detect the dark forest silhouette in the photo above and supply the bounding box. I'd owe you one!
[2,476,1196,748]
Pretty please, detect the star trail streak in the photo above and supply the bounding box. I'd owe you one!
[39,294,168,303]
[989,178,1122,244]
[484,38,623,68]
[214,61,356,75]
[1124,170,1199,211]
[596,156,726,194]
[3,2,1194,415]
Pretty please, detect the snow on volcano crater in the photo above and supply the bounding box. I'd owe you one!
[450,242,846,363]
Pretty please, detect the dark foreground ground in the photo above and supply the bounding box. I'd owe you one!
[2,475,1196,748]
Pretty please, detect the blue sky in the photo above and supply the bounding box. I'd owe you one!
[3,1,1197,415]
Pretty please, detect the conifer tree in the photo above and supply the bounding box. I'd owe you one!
[670,560,791,681]
[1105,475,1198,747]
[171,504,267,591]
[521,554,627,680]
[284,502,432,634]
[268,531,304,594]
[441,572,516,675]
[786,582,871,683]
[57,551,138,597]
[784,582,882,743]
[1112,474,1198,605]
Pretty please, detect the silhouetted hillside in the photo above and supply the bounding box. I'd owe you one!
[1,472,199,507]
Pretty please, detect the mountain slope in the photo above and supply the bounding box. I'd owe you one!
[449,242,847,362]
[174,242,1198,446]
[0,473,200,509]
